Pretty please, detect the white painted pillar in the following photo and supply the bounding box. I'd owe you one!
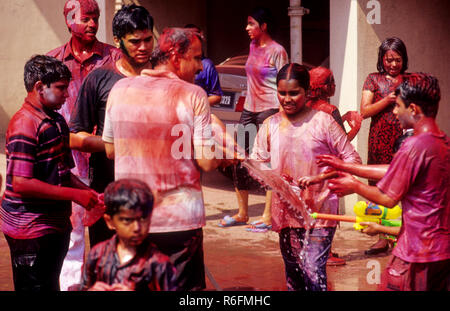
[288,0,309,63]
[96,0,107,42]
[330,0,360,215]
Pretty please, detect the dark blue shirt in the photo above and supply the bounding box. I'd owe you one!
[195,58,223,97]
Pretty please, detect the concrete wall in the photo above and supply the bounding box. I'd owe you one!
[330,0,360,214]
[0,0,115,136]
[0,0,67,135]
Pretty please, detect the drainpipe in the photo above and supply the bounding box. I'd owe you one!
[288,0,309,63]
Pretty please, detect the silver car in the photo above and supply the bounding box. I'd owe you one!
[212,55,248,123]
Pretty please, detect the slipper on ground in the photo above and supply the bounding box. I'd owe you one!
[247,220,272,230]
[218,215,248,228]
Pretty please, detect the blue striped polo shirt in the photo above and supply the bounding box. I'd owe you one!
[0,97,75,239]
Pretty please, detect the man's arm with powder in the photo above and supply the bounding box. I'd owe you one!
[327,171,398,208]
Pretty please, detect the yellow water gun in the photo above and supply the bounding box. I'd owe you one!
[311,201,402,231]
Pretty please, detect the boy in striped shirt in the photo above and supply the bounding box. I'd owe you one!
[0,55,100,291]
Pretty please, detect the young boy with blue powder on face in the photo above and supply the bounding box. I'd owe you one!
[80,179,177,291]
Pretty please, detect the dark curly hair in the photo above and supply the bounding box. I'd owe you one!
[112,4,154,39]
[104,179,154,218]
[395,73,441,118]
[24,55,72,92]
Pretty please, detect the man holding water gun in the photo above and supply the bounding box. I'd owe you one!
[316,73,449,291]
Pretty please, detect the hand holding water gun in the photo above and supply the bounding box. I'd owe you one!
[311,201,402,232]
[359,221,400,238]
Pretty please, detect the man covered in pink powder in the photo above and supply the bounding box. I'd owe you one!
[102,28,233,291]
[319,73,450,290]
[47,0,121,290]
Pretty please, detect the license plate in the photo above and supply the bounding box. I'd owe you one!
[217,92,235,109]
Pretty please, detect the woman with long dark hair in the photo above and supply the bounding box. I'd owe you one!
[360,37,408,255]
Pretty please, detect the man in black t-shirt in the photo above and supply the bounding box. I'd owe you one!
[69,4,155,246]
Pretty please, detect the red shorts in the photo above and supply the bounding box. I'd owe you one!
[379,255,450,291]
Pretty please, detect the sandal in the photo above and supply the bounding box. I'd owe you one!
[218,215,248,227]
[246,220,272,232]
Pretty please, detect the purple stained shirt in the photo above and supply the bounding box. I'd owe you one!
[244,40,288,112]
[377,132,450,263]
[195,58,223,97]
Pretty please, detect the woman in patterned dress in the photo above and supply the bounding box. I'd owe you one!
[360,37,408,255]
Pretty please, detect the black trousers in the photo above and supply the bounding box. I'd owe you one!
[234,108,279,190]
[148,228,205,291]
[5,230,70,291]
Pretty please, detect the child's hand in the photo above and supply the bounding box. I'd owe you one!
[297,176,318,189]
[88,281,134,291]
[88,281,114,291]
[110,283,134,291]
[342,111,362,141]
[75,189,99,211]
[316,154,344,170]
[281,173,295,185]
[385,91,397,103]
[360,222,383,236]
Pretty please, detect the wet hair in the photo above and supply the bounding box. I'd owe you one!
[112,4,154,39]
[151,27,200,66]
[277,63,310,91]
[104,179,154,218]
[377,37,408,74]
[24,55,72,92]
[395,73,441,118]
[64,0,100,21]
[249,6,274,35]
[308,67,335,99]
